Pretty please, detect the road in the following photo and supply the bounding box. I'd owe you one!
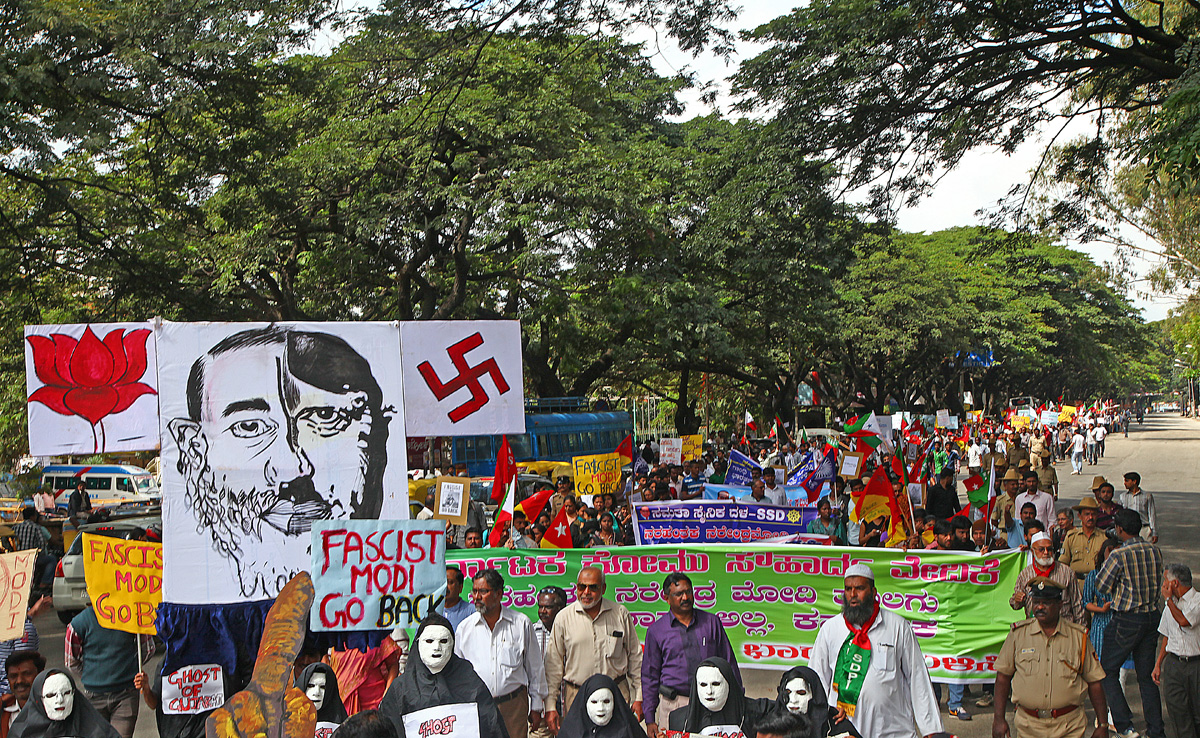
[26,412,1198,737]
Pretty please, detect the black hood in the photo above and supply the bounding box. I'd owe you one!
[9,669,121,738]
[557,674,647,738]
[295,662,348,724]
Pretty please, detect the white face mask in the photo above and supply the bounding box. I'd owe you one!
[586,688,614,727]
[306,672,327,710]
[418,625,454,674]
[42,673,74,722]
[785,677,811,715]
[696,665,730,712]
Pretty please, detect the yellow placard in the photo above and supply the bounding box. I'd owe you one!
[1011,416,1031,431]
[1059,405,1077,422]
[82,533,162,635]
[572,452,623,496]
[682,434,704,461]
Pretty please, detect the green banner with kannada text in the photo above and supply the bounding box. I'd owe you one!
[447,545,1025,683]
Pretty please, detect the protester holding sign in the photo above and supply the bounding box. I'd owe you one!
[65,603,156,738]
[296,663,348,736]
[556,674,647,738]
[377,613,508,738]
[134,664,235,738]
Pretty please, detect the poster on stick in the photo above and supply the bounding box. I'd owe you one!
[24,322,160,455]
[310,519,447,632]
[433,477,469,526]
[682,434,703,461]
[659,438,683,465]
[156,320,409,604]
[82,532,162,634]
[572,452,623,496]
[0,551,35,641]
[161,664,225,715]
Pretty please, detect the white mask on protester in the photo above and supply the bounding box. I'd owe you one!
[785,677,811,715]
[42,673,74,722]
[696,665,730,712]
[305,672,326,710]
[417,625,453,674]
[586,688,614,726]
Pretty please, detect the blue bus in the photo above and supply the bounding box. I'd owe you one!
[451,410,633,476]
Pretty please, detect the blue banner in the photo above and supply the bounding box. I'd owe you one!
[704,483,815,505]
[786,451,817,484]
[725,449,760,486]
[631,500,823,544]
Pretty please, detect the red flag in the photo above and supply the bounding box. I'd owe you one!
[962,473,985,494]
[745,411,758,432]
[540,505,574,548]
[516,487,555,522]
[488,477,516,548]
[615,434,633,463]
[492,435,516,503]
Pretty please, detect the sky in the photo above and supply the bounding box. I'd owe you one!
[631,1,1183,322]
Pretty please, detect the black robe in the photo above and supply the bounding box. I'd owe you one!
[295,662,348,725]
[377,613,508,738]
[754,665,861,738]
[556,674,647,738]
[9,669,121,738]
[667,657,761,737]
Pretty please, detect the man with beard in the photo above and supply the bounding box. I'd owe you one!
[809,564,942,738]
[455,569,547,738]
[167,325,391,599]
[1010,533,1084,624]
[993,579,1108,738]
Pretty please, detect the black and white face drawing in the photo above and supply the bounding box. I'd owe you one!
[161,323,407,602]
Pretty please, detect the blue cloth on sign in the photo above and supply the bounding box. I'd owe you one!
[156,601,389,677]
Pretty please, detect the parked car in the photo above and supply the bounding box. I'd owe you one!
[53,515,161,625]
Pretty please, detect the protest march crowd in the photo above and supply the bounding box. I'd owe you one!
[2,404,1198,738]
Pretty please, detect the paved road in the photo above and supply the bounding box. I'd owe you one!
[28,412,1197,737]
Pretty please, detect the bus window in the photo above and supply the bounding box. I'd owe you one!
[116,478,134,492]
[509,434,534,459]
[53,477,75,491]
[566,433,581,452]
[85,477,112,491]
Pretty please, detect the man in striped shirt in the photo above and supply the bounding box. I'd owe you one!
[1119,472,1157,544]
[1096,509,1165,738]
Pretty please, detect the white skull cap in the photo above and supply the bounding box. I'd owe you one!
[845,563,874,580]
[1031,532,1052,545]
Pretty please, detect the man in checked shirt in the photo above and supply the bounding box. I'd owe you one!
[10,507,57,590]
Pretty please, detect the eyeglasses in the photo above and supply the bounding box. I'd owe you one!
[575,583,601,591]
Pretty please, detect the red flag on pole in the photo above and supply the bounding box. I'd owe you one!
[492,435,516,503]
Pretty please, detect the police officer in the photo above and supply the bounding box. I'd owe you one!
[993,578,1108,738]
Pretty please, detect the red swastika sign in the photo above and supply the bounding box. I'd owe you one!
[416,332,510,423]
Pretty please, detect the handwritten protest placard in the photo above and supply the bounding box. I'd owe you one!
[0,551,35,640]
[311,520,446,631]
[659,438,683,465]
[572,452,623,496]
[402,703,479,738]
[82,533,162,634]
[682,434,703,461]
[162,664,225,715]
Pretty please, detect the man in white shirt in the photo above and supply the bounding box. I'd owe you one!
[1014,471,1055,531]
[809,564,942,738]
[1095,423,1108,459]
[1070,429,1086,475]
[456,568,548,738]
[1153,564,1200,738]
[967,439,983,476]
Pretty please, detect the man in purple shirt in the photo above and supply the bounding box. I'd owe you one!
[642,572,740,737]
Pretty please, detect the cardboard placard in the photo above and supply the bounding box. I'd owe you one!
[660,438,683,465]
[682,434,704,461]
[402,702,480,738]
[433,476,469,526]
[310,519,447,632]
[0,551,35,640]
[162,664,224,715]
[572,452,623,497]
[839,451,866,479]
[935,409,951,428]
[82,533,162,634]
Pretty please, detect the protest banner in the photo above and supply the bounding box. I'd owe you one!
[725,449,760,486]
[703,484,812,505]
[310,520,446,631]
[1060,404,1078,422]
[161,664,225,715]
[433,476,469,526]
[1011,416,1031,431]
[403,703,479,738]
[935,409,951,428]
[447,545,1025,682]
[632,500,821,544]
[0,551,35,640]
[82,532,162,634]
[572,452,623,496]
[682,434,703,460]
[659,438,683,465]
[1040,410,1059,426]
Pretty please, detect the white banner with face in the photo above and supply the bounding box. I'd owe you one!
[24,322,160,455]
[400,320,525,436]
[157,321,408,603]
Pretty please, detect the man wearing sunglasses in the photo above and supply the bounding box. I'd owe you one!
[544,566,643,733]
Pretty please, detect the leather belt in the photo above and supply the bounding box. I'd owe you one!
[495,686,528,704]
[1022,705,1078,719]
[1169,652,1200,662]
[564,674,626,690]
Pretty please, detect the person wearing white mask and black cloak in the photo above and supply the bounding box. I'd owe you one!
[296,662,349,730]
[557,674,647,738]
[377,613,509,738]
[9,668,120,738]
[758,666,861,738]
[668,657,760,738]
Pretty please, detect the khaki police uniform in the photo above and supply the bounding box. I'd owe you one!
[1058,527,1106,578]
[996,610,1105,738]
